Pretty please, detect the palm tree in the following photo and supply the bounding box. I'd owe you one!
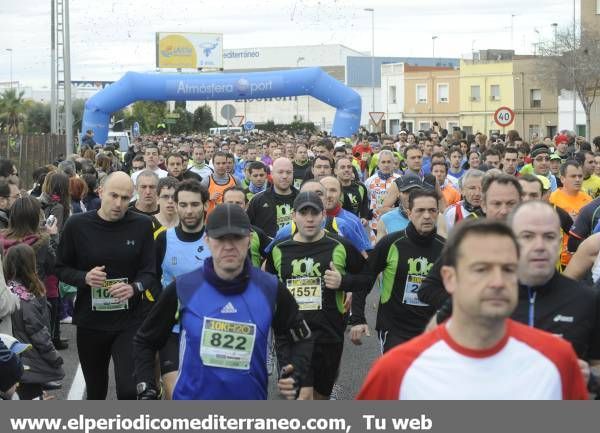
[0,88,28,134]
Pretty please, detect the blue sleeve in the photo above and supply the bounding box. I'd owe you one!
[264,224,292,253]
[593,218,600,235]
[338,221,370,253]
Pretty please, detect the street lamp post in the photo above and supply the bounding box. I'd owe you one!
[5,49,13,89]
[364,7,375,128]
[432,36,438,64]
[510,14,516,50]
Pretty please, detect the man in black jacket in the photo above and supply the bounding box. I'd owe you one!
[425,201,600,392]
[56,172,156,400]
[247,158,298,237]
[509,200,600,389]
[348,189,445,352]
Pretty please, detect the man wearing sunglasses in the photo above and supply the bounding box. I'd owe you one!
[530,144,558,192]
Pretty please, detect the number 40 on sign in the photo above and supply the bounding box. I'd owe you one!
[494,106,515,127]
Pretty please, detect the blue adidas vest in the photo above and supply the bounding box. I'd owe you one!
[161,228,211,288]
[173,266,278,400]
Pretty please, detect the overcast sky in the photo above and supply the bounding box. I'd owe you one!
[0,0,580,88]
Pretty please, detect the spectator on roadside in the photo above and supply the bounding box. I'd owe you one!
[69,177,88,214]
[6,244,64,399]
[81,174,101,211]
[81,130,96,147]
[28,167,50,199]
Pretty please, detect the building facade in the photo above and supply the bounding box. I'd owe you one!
[402,66,460,133]
[512,57,558,141]
[458,59,515,137]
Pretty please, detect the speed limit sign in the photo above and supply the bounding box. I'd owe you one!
[494,106,515,127]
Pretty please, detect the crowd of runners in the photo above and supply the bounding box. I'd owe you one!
[1,125,599,400]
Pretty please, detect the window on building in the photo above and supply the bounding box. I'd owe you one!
[470,86,480,102]
[577,124,586,137]
[404,121,414,132]
[463,126,473,136]
[597,0,600,14]
[530,89,542,108]
[528,125,540,140]
[419,121,431,131]
[389,85,397,104]
[416,84,427,104]
[447,121,460,131]
[437,84,449,103]
[490,85,501,101]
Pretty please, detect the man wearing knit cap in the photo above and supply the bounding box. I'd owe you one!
[530,144,558,192]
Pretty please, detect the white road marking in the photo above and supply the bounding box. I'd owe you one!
[67,363,86,400]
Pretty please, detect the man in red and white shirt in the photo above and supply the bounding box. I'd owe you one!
[357,219,587,400]
[364,150,400,244]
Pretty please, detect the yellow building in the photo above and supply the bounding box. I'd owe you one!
[459,59,515,137]
[512,57,558,140]
[459,57,558,140]
[403,66,460,132]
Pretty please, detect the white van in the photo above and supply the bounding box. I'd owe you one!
[106,131,131,152]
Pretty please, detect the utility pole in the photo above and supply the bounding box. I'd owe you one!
[51,0,73,155]
[364,8,375,123]
[572,0,577,134]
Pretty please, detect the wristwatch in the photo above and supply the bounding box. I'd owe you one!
[133,282,144,293]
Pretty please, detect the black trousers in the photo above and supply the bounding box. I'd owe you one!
[76,326,138,400]
[47,297,62,341]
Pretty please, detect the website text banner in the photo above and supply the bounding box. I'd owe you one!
[2,401,598,433]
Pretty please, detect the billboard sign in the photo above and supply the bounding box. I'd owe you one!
[156,32,223,69]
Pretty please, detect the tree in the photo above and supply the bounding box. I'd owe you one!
[192,104,217,132]
[0,88,30,134]
[24,101,51,133]
[131,101,167,134]
[537,26,600,140]
[72,98,86,136]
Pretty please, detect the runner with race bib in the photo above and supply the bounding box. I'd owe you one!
[265,191,366,400]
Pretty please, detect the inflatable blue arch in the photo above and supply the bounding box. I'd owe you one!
[82,67,362,144]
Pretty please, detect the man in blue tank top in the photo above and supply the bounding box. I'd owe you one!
[154,179,212,399]
[134,204,313,400]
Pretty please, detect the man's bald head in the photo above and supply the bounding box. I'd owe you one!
[320,176,342,211]
[102,171,134,193]
[320,176,341,189]
[272,157,293,171]
[508,200,560,231]
[271,158,293,194]
[98,171,134,222]
[509,200,561,286]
